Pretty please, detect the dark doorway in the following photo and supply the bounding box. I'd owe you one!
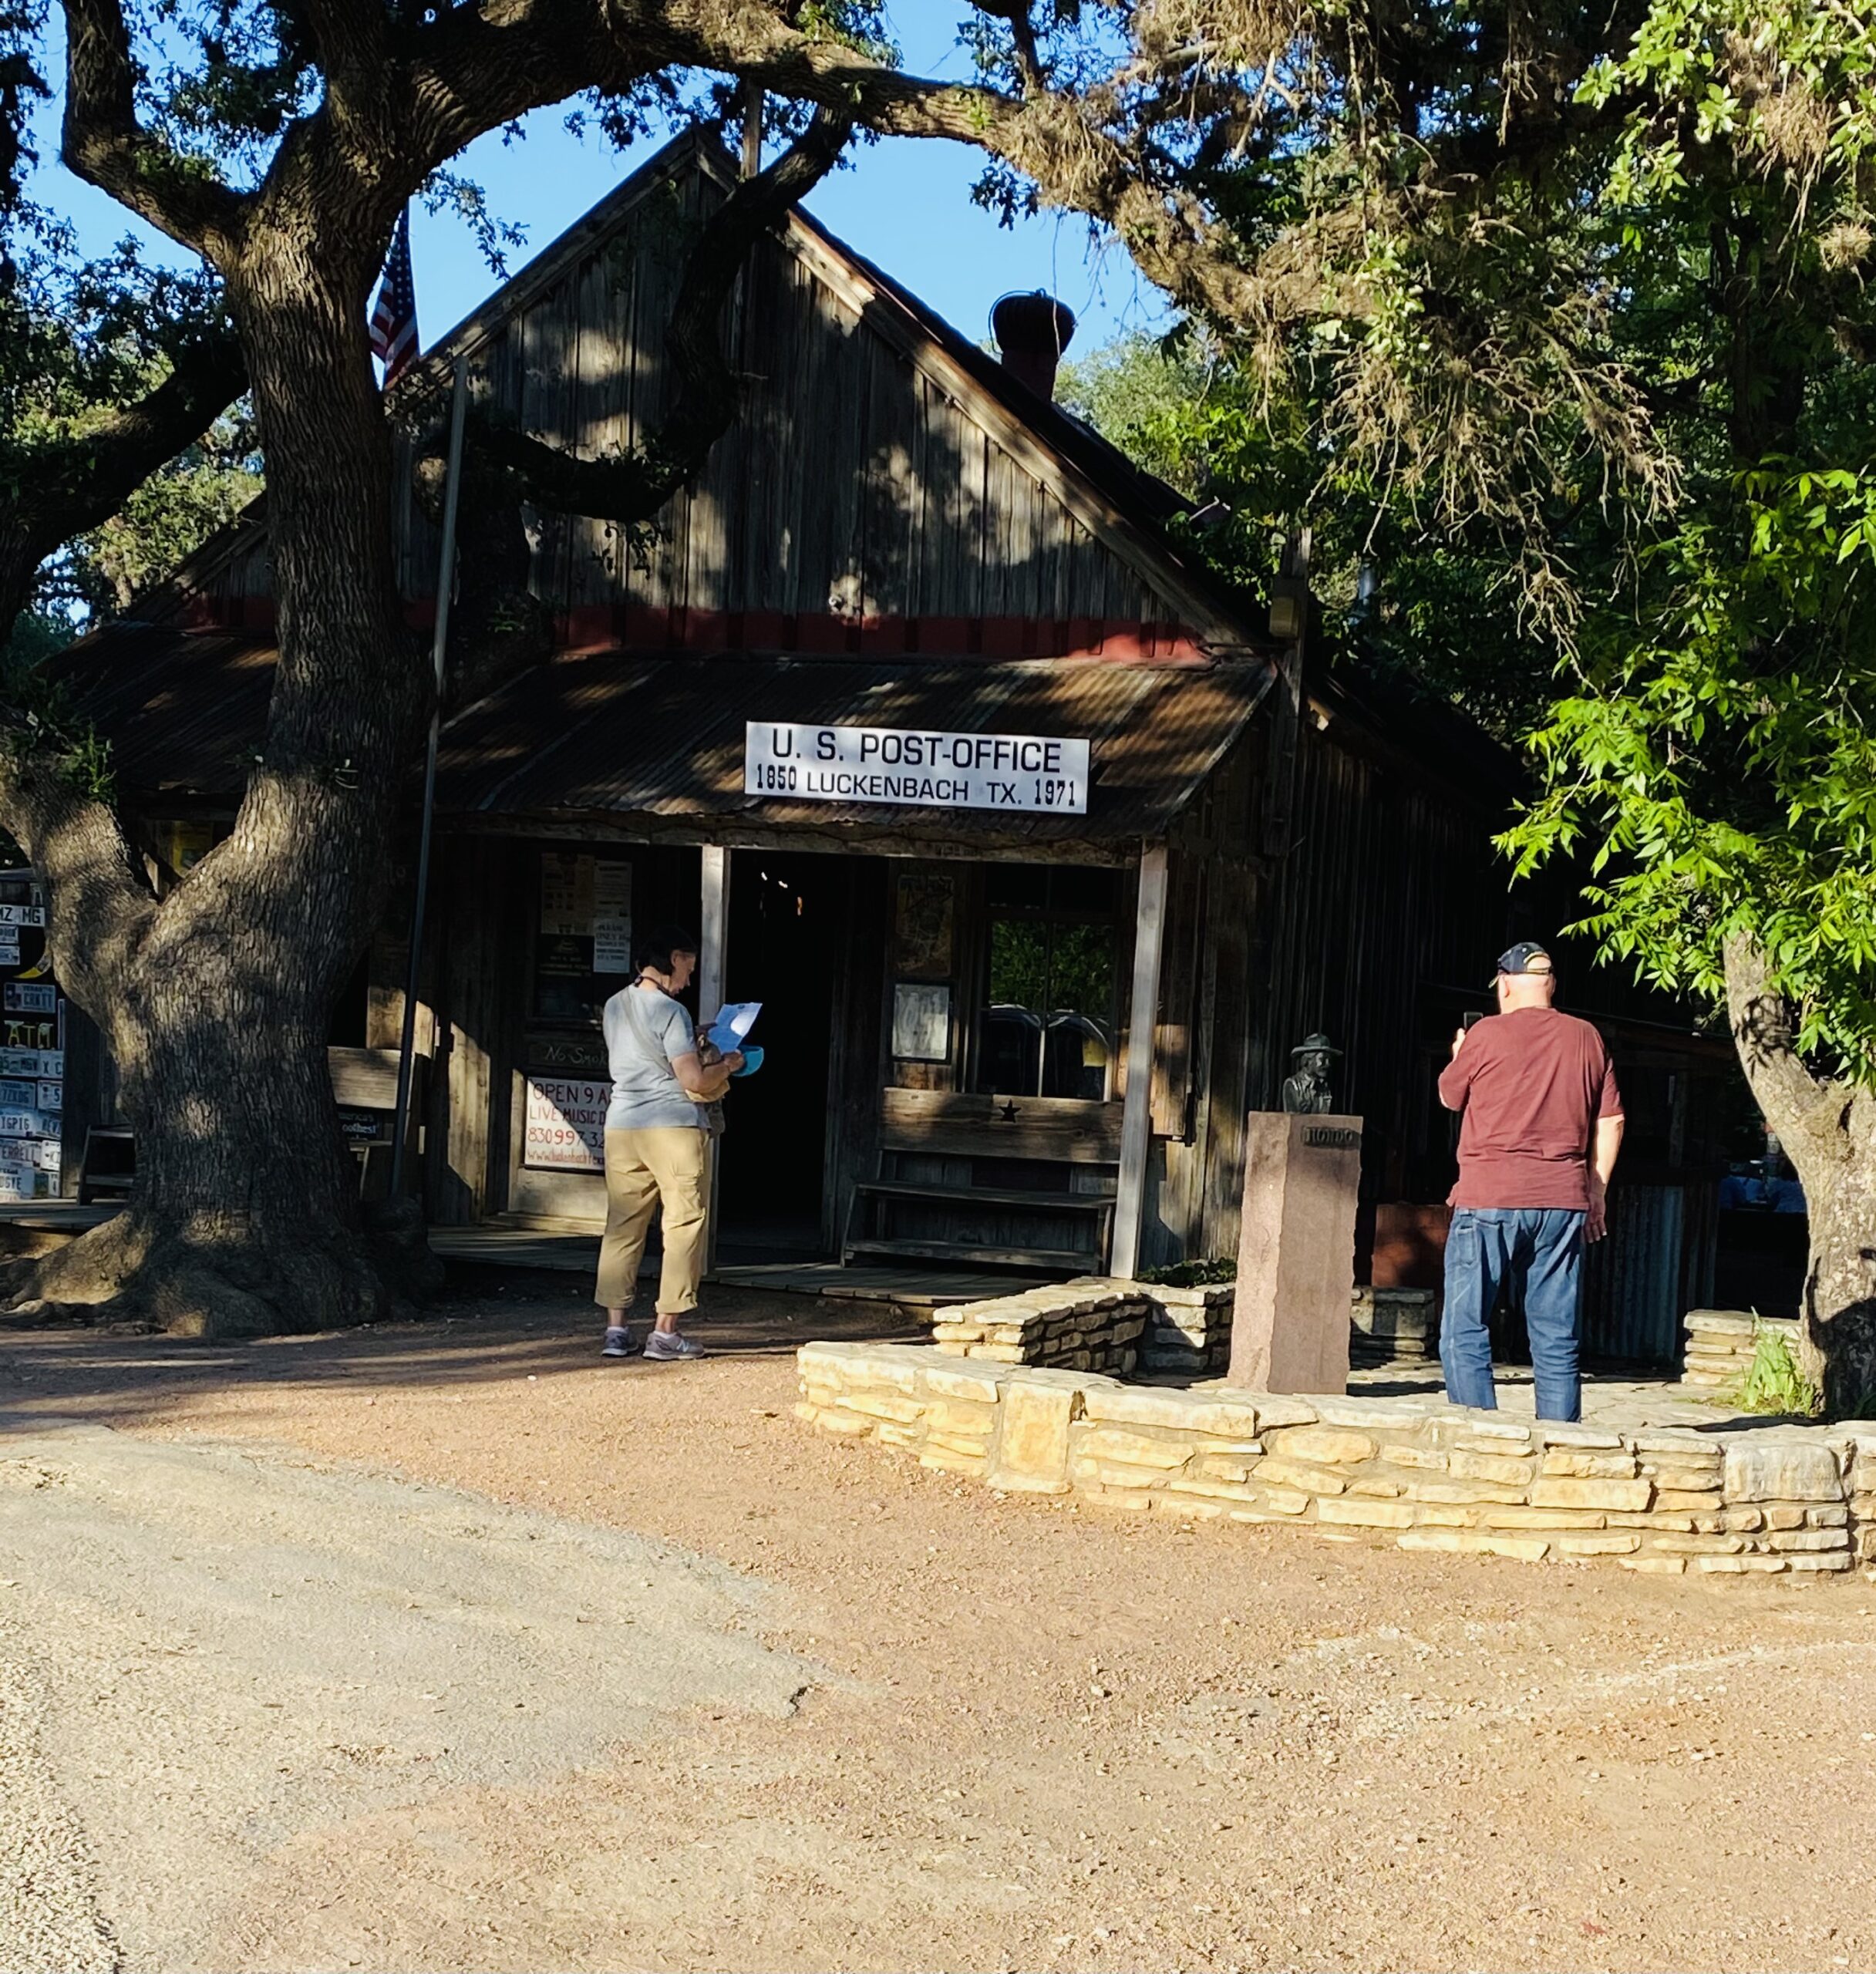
[716,851,847,1255]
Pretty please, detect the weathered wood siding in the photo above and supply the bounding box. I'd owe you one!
[1143,716,1515,1268]
[383,165,1187,635]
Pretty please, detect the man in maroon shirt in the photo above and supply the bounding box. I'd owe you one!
[1437,942,1625,1421]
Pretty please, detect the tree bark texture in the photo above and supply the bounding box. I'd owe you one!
[0,136,437,1332]
[1724,937,1876,1413]
[36,0,849,1333]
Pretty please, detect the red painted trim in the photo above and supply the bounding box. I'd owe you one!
[170,595,1214,666]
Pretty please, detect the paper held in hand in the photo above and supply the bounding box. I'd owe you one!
[706,1002,761,1054]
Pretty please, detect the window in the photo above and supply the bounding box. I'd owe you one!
[532,851,634,1022]
[975,867,1119,1100]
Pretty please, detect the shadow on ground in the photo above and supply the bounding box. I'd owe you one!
[0,1265,925,1436]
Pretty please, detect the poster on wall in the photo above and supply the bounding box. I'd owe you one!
[522,1075,609,1172]
[592,861,633,975]
[539,853,596,938]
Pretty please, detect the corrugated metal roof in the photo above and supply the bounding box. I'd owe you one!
[436,649,1272,844]
[49,628,1271,844]
[52,622,278,796]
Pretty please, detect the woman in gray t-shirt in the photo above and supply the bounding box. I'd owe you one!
[595,925,740,1361]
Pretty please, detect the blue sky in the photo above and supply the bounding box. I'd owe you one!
[39,4,1170,364]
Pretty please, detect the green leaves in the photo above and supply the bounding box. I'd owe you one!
[1503,461,1876,1080]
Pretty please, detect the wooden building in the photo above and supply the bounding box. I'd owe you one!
[52,130,1745,1337]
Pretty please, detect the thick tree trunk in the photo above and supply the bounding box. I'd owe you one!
[1,201,434,1337]
[1724,937,1876,1413]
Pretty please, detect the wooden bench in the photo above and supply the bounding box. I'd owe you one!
[843,1089,1122,1273]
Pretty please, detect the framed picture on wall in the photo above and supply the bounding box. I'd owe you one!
[891,981,952,1063]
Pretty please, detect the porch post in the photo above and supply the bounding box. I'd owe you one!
[699,846,731,1270]
[1111,841,1169,1281]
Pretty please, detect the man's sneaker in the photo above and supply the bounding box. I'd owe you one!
[601,1326,636,1358]
[642,1329,705,1362]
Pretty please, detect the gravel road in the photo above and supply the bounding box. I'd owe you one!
[3,1278,1874,1972]
[0,1421,817,1969]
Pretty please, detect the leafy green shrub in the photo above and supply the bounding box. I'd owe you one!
[1733,1320,1823,1419]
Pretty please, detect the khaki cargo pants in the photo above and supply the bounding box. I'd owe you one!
[595,1126,712,1315]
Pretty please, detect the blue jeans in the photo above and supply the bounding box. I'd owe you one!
[1440,1207,1585,1422]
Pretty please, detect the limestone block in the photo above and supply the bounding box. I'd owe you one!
[1768,1528,1851,1551]
[1553,1534,1642,1555]
[1398,1529,1549,1561]
[876,1422,919,1449]
[920,1363,1007,1404]
[1719,1507,1764,1533]
[840,1392,925,1423]
[1609,1511,1692,1531]
[1255,1486,1310,1514]
[1685,1309,1756,1336]
[1244,1394,1322,1430]
[1452,1419,1536,1447]
[925,1429,993,1460]
[1649,1532,1746,1555]
[1382,1443,1448,1471]
[1347,1477,1406,1499]
[1084,1386,1214,1432]
[1072,1458,1178,1491]
[1076,1427,1191,1471]
[1641,1469,1723,1494]
[1264,1425,1378,1466]
[1765,1504,1807,1530]
[1785,1551,1855,1571]
[1533,1423,1627,1450]
[1696,1554,1788,1573]
[1484,1507,1609,1531]
[1253,1456,1348,1497]
[969,1344,1028,1364]
[1529,1477,1653,1512]
[1450,1450,1538,1486]
[1807,1504,1850,1528]
[989,1377,1077,1493]
[1620,1555,1688,1574]
[1169,1476,1260,1505]
[1317,1497,1416,1529]
[1403,1479,1529,1507]
[1200,1456,1258,1484]
[1654,1490,1727,1514]
[1311,1397,1432,1429]
[1723,1438,1846,1504]
[1541,1450,1639,1480]
[931,1323,986,1344]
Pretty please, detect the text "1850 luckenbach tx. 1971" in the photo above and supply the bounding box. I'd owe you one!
[744,722,1090,814]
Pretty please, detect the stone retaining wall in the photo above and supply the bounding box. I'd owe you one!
[1682,1309,1800,1390]
[797,1342,1876,1579]
[929,1278,1433,1379]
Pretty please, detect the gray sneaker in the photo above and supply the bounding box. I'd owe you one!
[642,1329,705,1362]
[601,1325,637,1358]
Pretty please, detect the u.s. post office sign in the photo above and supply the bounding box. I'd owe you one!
[745,722,1090,814]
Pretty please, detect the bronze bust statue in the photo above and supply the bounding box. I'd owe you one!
[1282,1032,1341,1114]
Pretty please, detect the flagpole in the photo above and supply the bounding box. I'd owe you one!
[389,353,469,1197]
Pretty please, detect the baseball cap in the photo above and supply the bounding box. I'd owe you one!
[1494,941,1554,978]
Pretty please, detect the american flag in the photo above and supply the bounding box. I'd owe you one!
[368,206,419,388]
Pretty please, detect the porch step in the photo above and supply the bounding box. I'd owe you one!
[854,1180,1115,1214]
[843,1236,1092,1272]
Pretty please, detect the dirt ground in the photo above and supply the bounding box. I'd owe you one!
[4,1267,1875,1974]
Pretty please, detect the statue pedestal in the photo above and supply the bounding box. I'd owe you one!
[1228,1112,1363,1394]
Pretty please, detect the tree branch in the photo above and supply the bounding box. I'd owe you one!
[466,111,853,525]
[1723,932,1845,1154]
[0,747,153,1014]
[59,0,248,258]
